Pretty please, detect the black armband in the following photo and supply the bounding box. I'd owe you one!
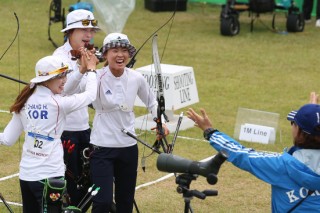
[203,128,218,140]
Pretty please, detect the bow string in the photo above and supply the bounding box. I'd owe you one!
[126,5,176,68]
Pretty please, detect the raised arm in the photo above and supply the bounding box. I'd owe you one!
[309,91,319,104]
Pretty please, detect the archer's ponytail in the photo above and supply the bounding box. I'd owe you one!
[10,84,36,113]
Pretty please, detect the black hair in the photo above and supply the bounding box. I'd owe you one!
[294,126,320,149]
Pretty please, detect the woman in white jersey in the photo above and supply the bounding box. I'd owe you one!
[89,33,169,212]
[52,9,99,211]
[0,54,97,213]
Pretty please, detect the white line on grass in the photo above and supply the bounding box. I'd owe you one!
[0,109,11,114]
[0,173,21,207]
[0,173,19,181]
[0,200,22,207]
[136,173,175,190]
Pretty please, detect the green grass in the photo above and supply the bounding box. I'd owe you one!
[1,0,320,212]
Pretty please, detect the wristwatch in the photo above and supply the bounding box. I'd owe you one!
[87,69,96,73]
[203,128,218,140]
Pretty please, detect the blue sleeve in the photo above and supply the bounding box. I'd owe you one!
[209,131,286,185]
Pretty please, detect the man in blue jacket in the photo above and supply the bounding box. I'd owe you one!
[187,104,320,212]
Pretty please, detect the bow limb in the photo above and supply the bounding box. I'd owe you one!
[0,12,19,61]
[0,13,22,209]
[152,35,167,122]
[124,3,178,170]
[127,4,177,153]
[152,34,171,153]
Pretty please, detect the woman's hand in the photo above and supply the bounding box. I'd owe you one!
[151,124,170,140]
[79,47,98,73]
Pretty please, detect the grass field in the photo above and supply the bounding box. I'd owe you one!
[1,0,320,212]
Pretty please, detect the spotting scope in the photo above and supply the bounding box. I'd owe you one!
[157,151,228,185]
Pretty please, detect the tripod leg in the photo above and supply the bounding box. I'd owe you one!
[184,198,194,213]
[189,205,194,213]
[184,201,189,213]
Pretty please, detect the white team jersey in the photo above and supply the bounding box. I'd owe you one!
[90,66,158,148]
[0,72,97,181]
[53,41,90,131]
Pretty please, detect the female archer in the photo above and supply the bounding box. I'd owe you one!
[0,53,97,213]
[89,32,169,212]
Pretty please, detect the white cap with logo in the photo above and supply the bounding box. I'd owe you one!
[61,9,100,32]
[30,56,72,83]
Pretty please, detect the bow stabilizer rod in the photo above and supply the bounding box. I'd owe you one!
[0,73,27,85]
[0,192,14,213]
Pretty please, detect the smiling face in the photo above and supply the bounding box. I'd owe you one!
[45,76,67,94]
[105,47,130,77]
[68,28,96,50]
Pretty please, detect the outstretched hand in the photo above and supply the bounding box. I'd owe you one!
[310,92,319,104]
[186,108,213,131]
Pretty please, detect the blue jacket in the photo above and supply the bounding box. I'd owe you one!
[209,131,320,212]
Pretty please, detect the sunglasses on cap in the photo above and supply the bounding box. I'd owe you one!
[38,66,69,77]
[68,19,98,27]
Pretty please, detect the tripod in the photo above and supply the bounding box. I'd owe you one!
[175,173,218,213]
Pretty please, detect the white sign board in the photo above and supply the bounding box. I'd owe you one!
[134,64,199,131]
[239,123,275,144]
[134,64,199,111]
[234,108,279,144]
